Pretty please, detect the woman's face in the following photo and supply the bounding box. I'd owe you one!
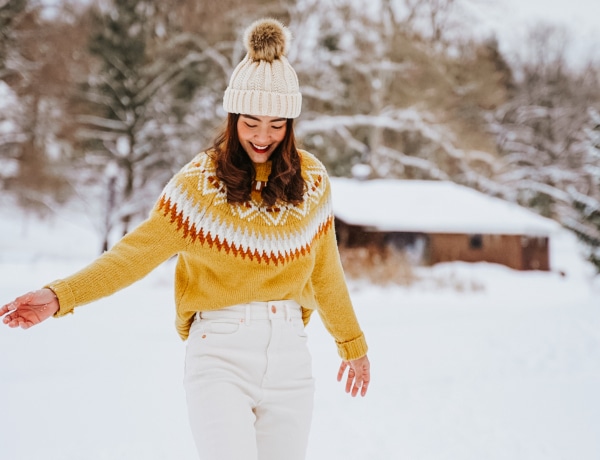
[237,114,287,163]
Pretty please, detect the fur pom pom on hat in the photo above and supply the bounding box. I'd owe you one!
[244,18,291,62]
[223,18,301,119]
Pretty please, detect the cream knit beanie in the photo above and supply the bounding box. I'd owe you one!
[223,18,302,119]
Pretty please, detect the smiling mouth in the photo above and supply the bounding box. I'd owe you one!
[251,143,270,153]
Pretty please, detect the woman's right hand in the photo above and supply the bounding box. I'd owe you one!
[1,288,59,329]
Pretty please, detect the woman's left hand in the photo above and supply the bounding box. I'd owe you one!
[337,354,370,397]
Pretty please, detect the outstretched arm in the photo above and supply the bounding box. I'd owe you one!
[1,289,59,329]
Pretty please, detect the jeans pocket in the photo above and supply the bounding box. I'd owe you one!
[184,319,241,377]
[205,320,241,335]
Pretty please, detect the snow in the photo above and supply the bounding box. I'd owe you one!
[1,199,600,460]
[331,178,560,236]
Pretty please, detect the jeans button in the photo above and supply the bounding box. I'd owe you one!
[271,305,277,314]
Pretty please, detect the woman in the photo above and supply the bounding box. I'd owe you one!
[1,18,370,460]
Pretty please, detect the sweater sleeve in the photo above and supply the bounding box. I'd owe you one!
[48,196,186,317]
[311,175,368,361]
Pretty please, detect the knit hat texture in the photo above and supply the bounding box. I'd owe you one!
[223,18,301,119]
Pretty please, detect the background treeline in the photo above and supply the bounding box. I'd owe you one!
[1,0,599,269]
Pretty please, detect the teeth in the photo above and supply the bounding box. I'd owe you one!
[252,143,269,150]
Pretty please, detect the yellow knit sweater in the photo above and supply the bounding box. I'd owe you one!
[48,149,367,360]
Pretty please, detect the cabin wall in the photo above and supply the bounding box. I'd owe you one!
[520,235,550,270]
[428,233,549,270]
[429,233,516,268]
[335,219,550,271]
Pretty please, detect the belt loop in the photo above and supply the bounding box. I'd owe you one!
[245,304,251,326]
[285,302,291,321]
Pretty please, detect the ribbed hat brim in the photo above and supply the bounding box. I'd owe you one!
[223,88,302,119]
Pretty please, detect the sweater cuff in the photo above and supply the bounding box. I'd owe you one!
[336,333,368,361]
[45,280,77,318]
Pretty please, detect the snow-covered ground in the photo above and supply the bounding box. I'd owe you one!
[1,202,600,460]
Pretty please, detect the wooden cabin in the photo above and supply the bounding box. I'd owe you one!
[330,178,558,271]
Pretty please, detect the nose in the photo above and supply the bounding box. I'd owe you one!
[254,126,270,143]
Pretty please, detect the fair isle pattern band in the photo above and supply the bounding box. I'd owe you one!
[157,152,333,265]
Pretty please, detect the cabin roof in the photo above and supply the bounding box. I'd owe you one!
[330,178,559,236]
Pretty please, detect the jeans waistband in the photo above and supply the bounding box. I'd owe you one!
[196,300,302,322]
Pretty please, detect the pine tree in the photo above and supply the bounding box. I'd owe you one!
[73,0,196,250]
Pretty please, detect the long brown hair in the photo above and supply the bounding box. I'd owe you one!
[211,113,305,206]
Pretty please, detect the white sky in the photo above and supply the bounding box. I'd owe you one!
[464,0,600,66]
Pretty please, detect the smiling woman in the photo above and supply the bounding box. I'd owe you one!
[212,112,303,206]
[1,17,370,460]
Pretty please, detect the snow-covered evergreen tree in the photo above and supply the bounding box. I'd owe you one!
[72,0,198,250]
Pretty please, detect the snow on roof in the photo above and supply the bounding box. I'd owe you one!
[330,177,560,236]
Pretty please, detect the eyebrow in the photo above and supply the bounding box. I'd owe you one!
[241,115,287,123]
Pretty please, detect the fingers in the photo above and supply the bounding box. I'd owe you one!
[338,360,359,394]
[337,362,363,396]
[345,366,353,393]
[2,294,31,316]
[338,356,371,397]
[1,301,18,325]
[349,368,367,397]
[5,311,35,329]
[350,372,361,397]
[2,305,23,327]
[2,290,57,329]
[1,296,23,313]
[337,360,348,382]
[1,296,22,324]
[2,313,33,329]
[356,375,370,397]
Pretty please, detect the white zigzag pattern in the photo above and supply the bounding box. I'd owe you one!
[162,181,332,257]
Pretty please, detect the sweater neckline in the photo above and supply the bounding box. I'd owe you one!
[253,161,272,183]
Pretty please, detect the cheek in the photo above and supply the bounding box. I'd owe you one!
[237,125,249,141]
[273,129,286,143]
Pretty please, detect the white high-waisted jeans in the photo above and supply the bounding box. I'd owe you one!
[184,300,315,460]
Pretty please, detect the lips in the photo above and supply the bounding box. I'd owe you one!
[251,143,270,153]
